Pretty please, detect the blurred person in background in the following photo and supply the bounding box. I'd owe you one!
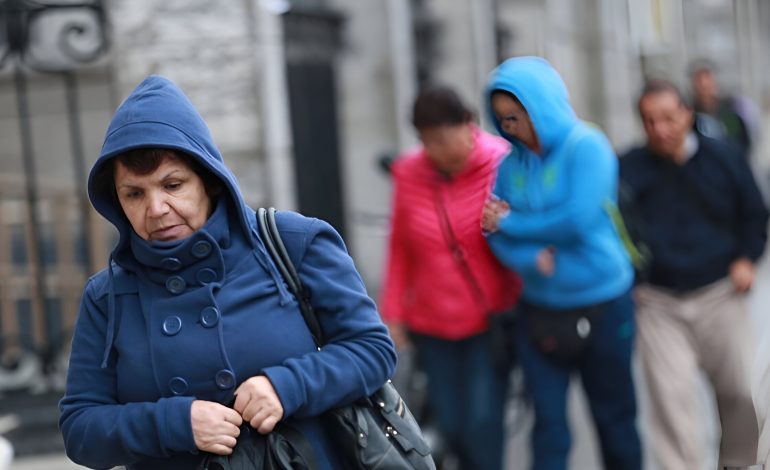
[380,85,521,470]
[482,56,641,470]
[58,75,396,470]
[691,59,761,158]
[620,78,768,470]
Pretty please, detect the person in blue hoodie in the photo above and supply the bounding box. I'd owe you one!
[481,57,641,470]
[58,75,397,470]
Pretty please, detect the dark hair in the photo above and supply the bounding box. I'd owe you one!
[637,78,690,111]
[94,148,223,206]
[411,85,474,129]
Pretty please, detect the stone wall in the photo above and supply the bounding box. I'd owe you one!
[109,0,268,206]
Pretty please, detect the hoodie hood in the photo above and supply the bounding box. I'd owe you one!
[87,75,292,368]
[487,56,578,154]
[88,75,257,255]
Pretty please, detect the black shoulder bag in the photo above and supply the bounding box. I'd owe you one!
[257,207,436,470]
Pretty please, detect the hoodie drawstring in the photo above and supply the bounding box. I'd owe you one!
[101,254,117,368]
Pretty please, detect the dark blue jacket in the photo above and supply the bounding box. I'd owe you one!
[620,133,768,291]
[59,76,396,470]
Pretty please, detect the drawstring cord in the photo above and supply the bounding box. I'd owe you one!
[101,254,117,368]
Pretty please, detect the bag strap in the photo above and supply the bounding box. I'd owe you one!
[563,123,651,269]
[432,183,490,312]
[269,422,320,469]
[257,207,324,348]
[603,199,649,269]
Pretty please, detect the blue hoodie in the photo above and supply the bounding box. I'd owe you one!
[485,57,633,308]
[59,76,396,470]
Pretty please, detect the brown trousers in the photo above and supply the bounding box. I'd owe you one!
[636,278,759,470]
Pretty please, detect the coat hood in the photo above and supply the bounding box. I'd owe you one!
[88,75,257,255]
[486,56,578,154]
[86,75,291,368]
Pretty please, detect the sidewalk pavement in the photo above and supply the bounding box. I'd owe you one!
[12,454,88,470]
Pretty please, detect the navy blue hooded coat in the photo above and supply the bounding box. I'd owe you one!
[59,75,397,470]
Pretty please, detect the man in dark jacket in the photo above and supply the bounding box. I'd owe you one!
[620,79,768,470]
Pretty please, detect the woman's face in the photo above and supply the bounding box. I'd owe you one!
[114,155,212,242]
[418,123,474,176]
[492,93,539,152]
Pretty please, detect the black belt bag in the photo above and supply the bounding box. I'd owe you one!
[525,303,604,365]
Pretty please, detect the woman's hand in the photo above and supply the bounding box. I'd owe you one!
[482,199,510,233]
[191,400,243,455]
[234,376,284,434]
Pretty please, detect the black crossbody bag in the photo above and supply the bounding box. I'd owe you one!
[522,302,604,367]
[257,208,436,470]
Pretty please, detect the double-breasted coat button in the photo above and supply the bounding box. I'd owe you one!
[162,316,182,336]
[215,370,236,390]
[192,241,212,259]
[165,276,186,294]
[169,377,189,395]
[160,257,182,271]
[200,307,220,328]
[196,268,218,285]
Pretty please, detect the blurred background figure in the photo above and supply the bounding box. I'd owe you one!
[380,85,521,470]
[691,59,762,158]
[483,56,641,470]
[620,79,768,470]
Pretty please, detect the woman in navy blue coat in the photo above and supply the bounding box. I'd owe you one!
[59,75,397,470]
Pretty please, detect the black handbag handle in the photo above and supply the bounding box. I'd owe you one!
[257,207,324,348]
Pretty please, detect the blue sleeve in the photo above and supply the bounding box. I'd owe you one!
[486,231,543,277]
[497,135,617,244]
[489,155,547,276]
[261,219,397,418]
[491,151,513,202]
[59,281,196,469]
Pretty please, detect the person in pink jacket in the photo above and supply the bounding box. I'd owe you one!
[381,85,521,470]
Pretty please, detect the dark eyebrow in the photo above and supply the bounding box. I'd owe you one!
[117,169,184,190]
[160,169,184,180]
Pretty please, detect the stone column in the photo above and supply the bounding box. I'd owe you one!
[250,0,297,210]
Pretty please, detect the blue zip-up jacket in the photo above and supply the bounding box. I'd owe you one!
[59,75,396,470]
[485,57,633,308]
